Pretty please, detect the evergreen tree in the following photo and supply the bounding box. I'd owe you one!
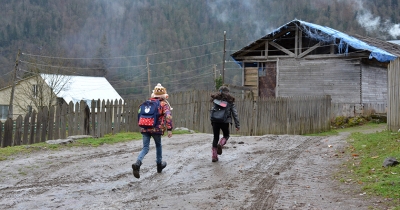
[94,34,111,77]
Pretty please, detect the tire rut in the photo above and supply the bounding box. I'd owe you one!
[244,135,324,209]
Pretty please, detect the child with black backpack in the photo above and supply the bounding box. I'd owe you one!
[132,83,173,179]
[210,86,240,162]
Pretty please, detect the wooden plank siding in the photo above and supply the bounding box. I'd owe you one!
[361,64,388,103]
[388,58,400,131]
[244,67,258,98]
[1,91,332,147]
[277,58,361,103]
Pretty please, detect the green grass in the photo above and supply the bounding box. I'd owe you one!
[344,130,400,208]
[337,124,400,210]
[73,132,143,146]
[0,130,192,161]
[306,129,339,136]
[306,121,387,136]
[313,122,400,209]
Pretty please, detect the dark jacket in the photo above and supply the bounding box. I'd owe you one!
[210,93,240,129]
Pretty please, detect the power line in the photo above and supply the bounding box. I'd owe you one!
[21,39,224,60]
[19,51,222,70]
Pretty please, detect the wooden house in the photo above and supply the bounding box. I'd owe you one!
[231,19,400,116]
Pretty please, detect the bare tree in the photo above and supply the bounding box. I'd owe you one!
[13,74,71,115]
[13,53,72,115]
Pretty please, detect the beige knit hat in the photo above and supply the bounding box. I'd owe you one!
[151,83,169,99]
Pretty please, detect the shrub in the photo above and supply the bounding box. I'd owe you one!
[333,116,347,127]
[348,116,366,126]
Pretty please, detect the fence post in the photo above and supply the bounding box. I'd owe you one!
[96,99,101,137]
[91,99,96,136]
[54,105,60,140]
[35,109,42,144]
[83,103,90,135]
[60,103,67,139]
[48,106,55,140]
[0,121,3,148]
[68,102,74,136]
[29,110,36,144]
[100,100,106,137]
[14,115,23,145]
[41,106,48,142]
[3,119,13,147]
[74,102,79,135]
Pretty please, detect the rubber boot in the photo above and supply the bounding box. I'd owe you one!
[157,161,167,173]
[217,137,227,155]
[212,147,218,162]
[132,160,142,179]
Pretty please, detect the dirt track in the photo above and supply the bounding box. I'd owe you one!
[0,131,387,210]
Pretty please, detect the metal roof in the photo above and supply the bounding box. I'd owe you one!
[41,74,123,105]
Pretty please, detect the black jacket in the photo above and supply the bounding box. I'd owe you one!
[210,93,240,128]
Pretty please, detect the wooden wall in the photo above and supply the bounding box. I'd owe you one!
[361,63,387,103]
[277,58,361,103]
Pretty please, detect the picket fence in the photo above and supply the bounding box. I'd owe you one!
[0,91,332,148]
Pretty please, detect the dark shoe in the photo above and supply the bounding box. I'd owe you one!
[217,137,227,155]
[212,147,218,162]
[157,161,167,173]
[132,160,142,179]
[217,144,222,155]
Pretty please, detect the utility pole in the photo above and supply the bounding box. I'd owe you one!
[214,65,217,80]
[213,64,217,89]
[147,57,151,95]
[222,31,226,84]
[8,49,20,119]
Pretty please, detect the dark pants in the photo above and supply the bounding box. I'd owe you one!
[212,122,230,148]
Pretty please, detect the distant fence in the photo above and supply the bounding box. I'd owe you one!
[0,91,332,148]
[169,91,331,136]
[331,103,387,118]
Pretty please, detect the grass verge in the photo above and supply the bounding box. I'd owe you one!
[307,122,400,210]
[0,129,192,161]
[342,129,400,208]
[314,122,400,209]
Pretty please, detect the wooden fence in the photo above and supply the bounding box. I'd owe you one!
[0,91,332,148]
[169,91,331,136]
[331,103,387,118]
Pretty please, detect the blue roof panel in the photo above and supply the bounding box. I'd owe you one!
[236,19,397,62]
[297,20,396,62]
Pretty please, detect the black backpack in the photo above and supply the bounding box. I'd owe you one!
[210,99,230,123]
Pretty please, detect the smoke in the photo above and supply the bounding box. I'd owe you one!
[388,23,400,38]
[356,10,381,32]
[206,0,273,38]
[354,0,400,39]
[208,0,400,40]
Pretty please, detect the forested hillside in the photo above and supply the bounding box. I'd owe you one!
[0,0,399,99]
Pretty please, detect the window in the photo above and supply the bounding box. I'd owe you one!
[0,105,9,120]
[33,84,38,98]
[258,63,267,77]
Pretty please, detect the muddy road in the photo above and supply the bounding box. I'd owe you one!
[0,132,386,210]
